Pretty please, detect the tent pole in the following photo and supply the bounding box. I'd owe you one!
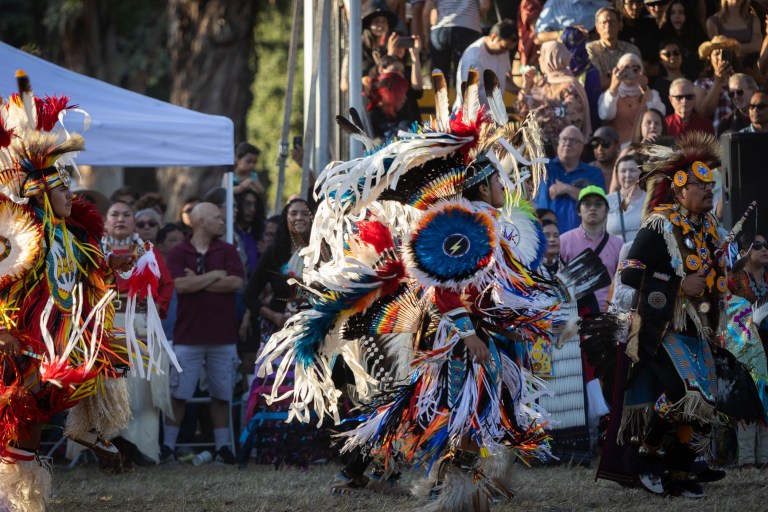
[274,0,302,214]
[225,169,234,244]
[348,0,363,159]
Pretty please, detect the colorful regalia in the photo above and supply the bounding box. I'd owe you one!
[255,69,576,510]
[0,71,127,511]
[583,132,763,497]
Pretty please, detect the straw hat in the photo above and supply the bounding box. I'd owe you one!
[698,35,740,60]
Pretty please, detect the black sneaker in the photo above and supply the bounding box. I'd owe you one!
[159,445,177,464]
[214,446,237,465]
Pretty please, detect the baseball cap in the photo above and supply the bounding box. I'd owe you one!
[578,185,608,205]
[589,126,619,144]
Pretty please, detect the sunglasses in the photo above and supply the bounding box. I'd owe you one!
[752,241,768,250]
[196,253,206,274]
[136,220,159,229]
[670,94,695,101]
[590,139,612,149]
[728,89,745,98]
[660,49,680,58]
[749,103,768,111]
[685,181,715,190]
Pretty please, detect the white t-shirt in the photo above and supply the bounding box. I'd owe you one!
[606,190,645,243]
[454,37,511,108]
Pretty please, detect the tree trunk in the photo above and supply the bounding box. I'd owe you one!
[158,0,257,218]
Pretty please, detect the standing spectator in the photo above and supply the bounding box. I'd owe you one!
[177,195,200,236]
[598,53,666,145]
[516,40,592,153]
[720,73,759,134]
[235,190,266,277]
[135,192,167,217]
[560,185,624,313]
[695,35,739,132]
[539,219,563,278]
[706,0,763,63]
[534,0,611,44]
[651,38,687,114]
[632,107,669,143]
[454,19,518,107]
[588,126,620,191]
[587,7,642,90]
[156,223,187,341]
[606,151,646,243]
[231,142,266,198]
[666,78,715,135]
[741,90,768,132]
[562,26,603,131]
[341,7,400,93]
[163,203,245,465]
[645,0,669,26]
[518,0,545,66]
[659,0,708,79]
[617,0,662,77]
[536,125,606,233]
[110,185,141,211]
[425,0,490,88]
[135,208,162,245]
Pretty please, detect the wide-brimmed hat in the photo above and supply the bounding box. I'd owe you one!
[698,35,740,60]
[362,7,399,30]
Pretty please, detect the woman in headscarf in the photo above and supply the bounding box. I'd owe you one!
[517,40,592,154]
[562,26,602,132]
[598,52,666,146]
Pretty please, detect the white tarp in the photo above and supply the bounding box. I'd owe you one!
[0,41,234,167]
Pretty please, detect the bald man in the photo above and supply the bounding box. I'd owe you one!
[163,202,245,465]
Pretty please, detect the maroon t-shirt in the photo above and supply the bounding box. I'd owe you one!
[167,238,245,345]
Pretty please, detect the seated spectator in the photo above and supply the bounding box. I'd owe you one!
[367,71,419,140]
[110,185,141,211]
[695,35,739,132]
[587,7,642,90]
[454,19,518,107]
[516,40,591,154]
[666,77,715,135]
[562,26,602,131]
[135,208,162,244]
[135,192,167,217]
[534,0,611,44]
[740,90,768,132]
[341,7,400,93]
[598,53,666,145]
[632,107,669,143]
[645,0,669,27]
[588,126,620,191]
[617,0,662,77]
[720,73,758,135]
[706,0,762,67]
[651,37,687,114]
[535,125,606,233]
[232,142,266,197]
[659,0,708,78]
[606,151,646,243]
[366,46,423,130]
[539,219,562,278]
[518,0,545,66]
[427,0,490,89]
[559,185,624,313]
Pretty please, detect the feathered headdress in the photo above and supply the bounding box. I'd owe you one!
[0,70,83,204]
[630,131,721,218]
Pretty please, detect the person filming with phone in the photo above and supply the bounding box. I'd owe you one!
[598,52,666,146]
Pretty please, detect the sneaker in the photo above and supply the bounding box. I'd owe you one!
[638,472,664,494]
[159,445,177,464]
[330,470,371,495]
[214,446,237,465]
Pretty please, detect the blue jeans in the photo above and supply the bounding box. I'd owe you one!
[429,26,481,88]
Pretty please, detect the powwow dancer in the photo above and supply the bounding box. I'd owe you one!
[256,69,579,510]
[585,132,763,497]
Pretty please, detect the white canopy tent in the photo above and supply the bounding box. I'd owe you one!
[0,41,234,167]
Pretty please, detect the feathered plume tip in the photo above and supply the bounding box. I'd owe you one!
[462,68,480,123]
[14,70,37,131]
[483,69,508,126]
[336,112,374,152]
[432,69,450,132]
[631,131,722,217]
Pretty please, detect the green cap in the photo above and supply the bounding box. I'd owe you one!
[578,185,608,204]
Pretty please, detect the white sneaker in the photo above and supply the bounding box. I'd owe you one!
[638,473,664,494]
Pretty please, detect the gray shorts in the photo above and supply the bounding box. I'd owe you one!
[169,344,239,401]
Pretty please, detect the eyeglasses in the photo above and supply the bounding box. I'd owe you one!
[590,139,612,149]
[660,49,681,58]
[685,181,715,190]
[136,220,158,229]
[728,89,745,98]
[751,241,768,250]
[196,253,206,274]
[670,94,695,101]
[559,136,584,145]
[749,103,768,111]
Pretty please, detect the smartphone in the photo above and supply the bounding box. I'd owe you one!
[721,49,733,65]
[395,36,416,49]
[293,136,302,149]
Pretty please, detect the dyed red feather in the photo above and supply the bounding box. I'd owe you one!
[35,95,75,131]
[449,107,487,163]
[68,196,105,239]
[357,220,395,253]
[128,246,160,300]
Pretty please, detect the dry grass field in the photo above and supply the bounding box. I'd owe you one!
[49,459,768,512]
